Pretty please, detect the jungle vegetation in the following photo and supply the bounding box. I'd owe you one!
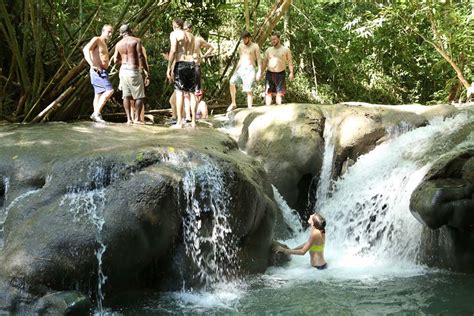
[0,0,472,122]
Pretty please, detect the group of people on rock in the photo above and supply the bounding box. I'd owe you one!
[83,21,326,269]
[83,19,296,127]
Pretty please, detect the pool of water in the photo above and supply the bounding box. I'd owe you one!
[108,263,474,315]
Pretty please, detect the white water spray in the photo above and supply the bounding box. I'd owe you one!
[313,118,336,210]
[321,112,472,266]
[180,156,239,286]
[60,163,110,313]
[272,185,303,234]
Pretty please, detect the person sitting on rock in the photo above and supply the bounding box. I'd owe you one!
[274,213,328,270]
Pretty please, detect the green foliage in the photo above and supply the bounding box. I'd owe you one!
[1,0,472,122]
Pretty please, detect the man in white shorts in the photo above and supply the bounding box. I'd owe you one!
[227,31,261,111]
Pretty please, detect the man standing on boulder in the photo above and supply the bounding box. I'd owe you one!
[167,18,196,128]
[261,33,294,106]
[227,31,261,112]
[114,24,149,124]
[83,24,114,123]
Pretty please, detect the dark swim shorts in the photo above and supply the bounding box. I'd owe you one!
[90,69,113,94]
[265,70,286,96]
[313,263,328,270]
[174,61,196,92]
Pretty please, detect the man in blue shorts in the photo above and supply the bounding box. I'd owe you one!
[83,24,114,123]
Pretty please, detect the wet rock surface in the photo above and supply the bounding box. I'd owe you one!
[0,123,278,313]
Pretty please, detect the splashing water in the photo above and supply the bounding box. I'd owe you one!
[0,184,40,250]
[272,185,303,235]
[313,118,336,210]
[319,112,473,267]
[180,156,240,286]
[60,162,111,313]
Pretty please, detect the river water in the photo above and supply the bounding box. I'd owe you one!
[101,111,474,315]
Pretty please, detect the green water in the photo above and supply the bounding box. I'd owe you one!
[107,268,474,315]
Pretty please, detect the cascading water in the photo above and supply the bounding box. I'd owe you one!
[319,112,472,266]
[60,162,112,314]
[177,155,240,286]
[0,176,9,249]
[0,178,41,250]
[313,118,336,210]
[272,185,303,235]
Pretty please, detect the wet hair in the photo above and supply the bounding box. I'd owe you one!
[312,213,326,233]
[241,30,252,39]
[173,18,184,28]
[183,21,192,30]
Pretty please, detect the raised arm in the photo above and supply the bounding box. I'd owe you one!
[200,39,215,59]
[278,231,318,256]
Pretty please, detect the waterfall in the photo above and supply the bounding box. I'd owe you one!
[0,176,10,249]
[320,112,472,264]
[313,118,336,210]
[0,179,40,250]
[169,153,239,286]
[60,162,112,313]
[272,185,303,234]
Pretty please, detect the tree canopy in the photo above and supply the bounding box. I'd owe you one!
[0,0,472,122]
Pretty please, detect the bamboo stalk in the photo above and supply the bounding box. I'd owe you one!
[0,0,31,92]
[31,86,75,123]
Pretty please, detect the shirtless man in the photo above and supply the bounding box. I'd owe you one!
[227,31,261,112]
[262,33,294,105]
[167,18,196,128]
[83,24,114,123]
[114,24,149,124]
[183,21,214,121]
[129,46,150,123]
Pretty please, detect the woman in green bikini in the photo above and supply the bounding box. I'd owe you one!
[274,213,328,270]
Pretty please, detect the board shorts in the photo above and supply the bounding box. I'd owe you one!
[174,61,196,92]
[119,68,145,100]
[90,69,113,94]
[230,65,256,92]
[265,70,286,96]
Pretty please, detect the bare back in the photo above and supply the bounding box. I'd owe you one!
[116,36,143,69]
[309,229,326,267]
[171,29,195,62]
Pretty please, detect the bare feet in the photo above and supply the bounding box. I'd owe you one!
[226,104,237,112]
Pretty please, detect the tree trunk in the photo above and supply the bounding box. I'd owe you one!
[244,0,250,31]
[254,0,293,47]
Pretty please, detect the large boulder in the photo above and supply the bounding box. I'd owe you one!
[0,123,278,312]
[410,119,474,272]
[224,103,458,215]
[225,104,325,217]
